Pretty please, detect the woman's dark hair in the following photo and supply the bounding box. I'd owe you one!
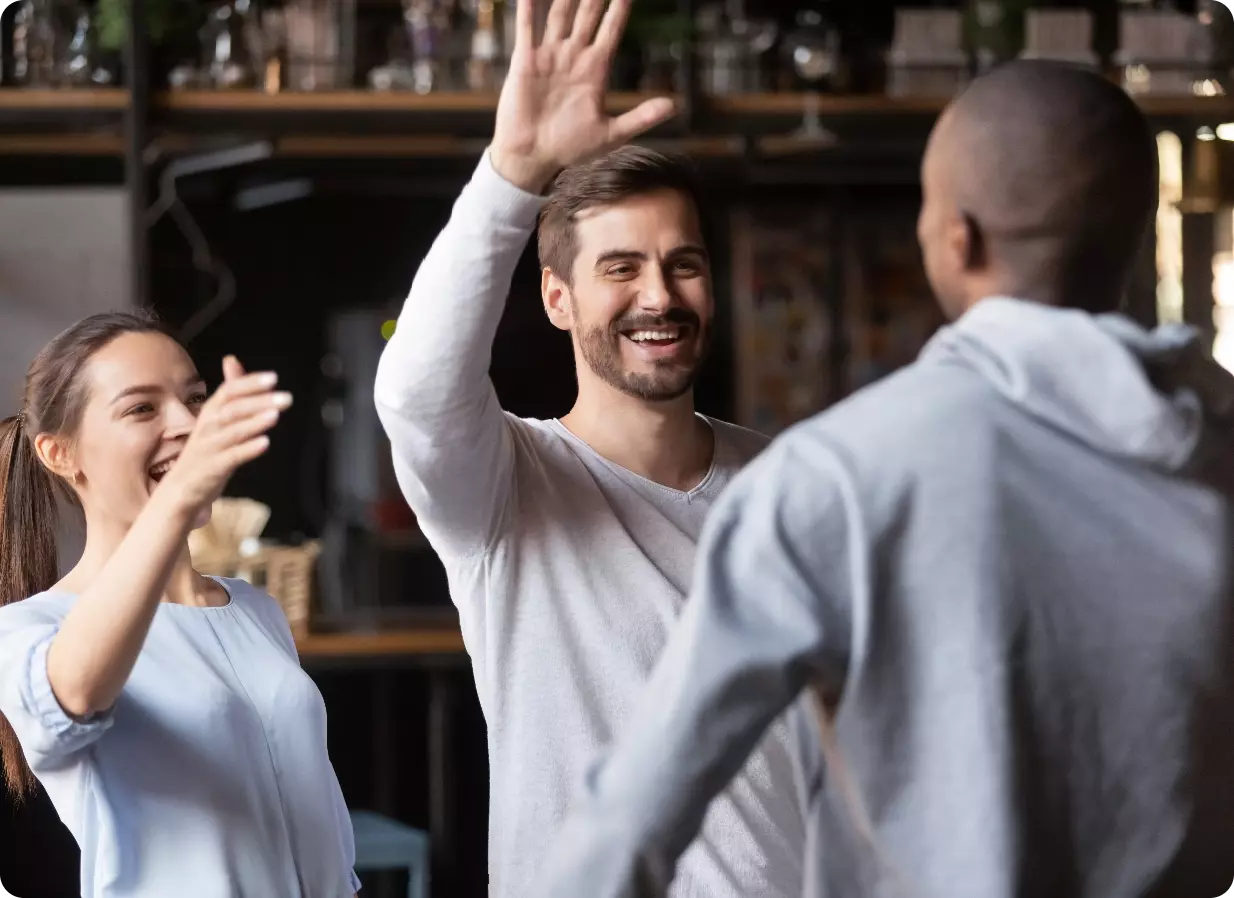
[0,310,164,800]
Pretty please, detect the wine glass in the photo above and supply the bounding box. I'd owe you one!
[724,0,778,91]
[784,9,839,145]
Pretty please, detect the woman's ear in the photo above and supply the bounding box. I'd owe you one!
[33,433,78,484]
[541,267,574,332]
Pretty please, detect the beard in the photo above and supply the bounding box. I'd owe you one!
[572,297,711,402]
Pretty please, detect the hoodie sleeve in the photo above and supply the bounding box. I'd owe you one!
[533,429,860,898]
[374,151,548,559]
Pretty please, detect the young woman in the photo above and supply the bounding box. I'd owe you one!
[0,311,360,897]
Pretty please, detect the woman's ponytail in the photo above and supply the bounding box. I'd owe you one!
[0,412,62,799]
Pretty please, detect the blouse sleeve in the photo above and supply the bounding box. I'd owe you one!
[0,603,114,769]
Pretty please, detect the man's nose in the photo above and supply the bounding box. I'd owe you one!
[637,268,676,313]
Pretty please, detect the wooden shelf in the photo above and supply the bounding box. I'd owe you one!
[712,91,1234,119]
[0,87,128,139]
[3,86,1234,118]
[2,87,1233,161]
[151,89,683,142]
[156,89,672,113]
[0,87,127,109]
[162,89,501,112]
[151,89,1234,119]
[1134,94,1234,118]
[296,625,466,659]
[0,133,123,154]
[710,93,949,116]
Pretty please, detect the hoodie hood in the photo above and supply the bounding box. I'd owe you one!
[920,297,1234,471]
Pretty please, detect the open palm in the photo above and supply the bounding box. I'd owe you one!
[490,0,678,192]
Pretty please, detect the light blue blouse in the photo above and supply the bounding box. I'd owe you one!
[0,577,359,897]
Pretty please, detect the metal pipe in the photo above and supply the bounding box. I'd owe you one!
[677,0,698,135]
[124,0,151,308]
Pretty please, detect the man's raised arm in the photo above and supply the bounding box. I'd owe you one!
[375,0,676,556]
[374,152,546,556]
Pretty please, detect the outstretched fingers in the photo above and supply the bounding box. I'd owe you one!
[571,0,606,47]
[211,371,279,407]
[226,434,272,470]
[593,0,632,58]
[222,354,245,382]
[606,96,678,145]
[514,0,537,51]
[543,0,578,44]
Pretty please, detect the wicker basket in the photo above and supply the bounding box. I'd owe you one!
[254,541,321,638]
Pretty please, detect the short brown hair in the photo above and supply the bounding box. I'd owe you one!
[537,145,704,284]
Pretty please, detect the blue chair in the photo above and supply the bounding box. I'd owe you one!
[350,810,431,898]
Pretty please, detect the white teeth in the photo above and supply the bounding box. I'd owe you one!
[149,457,177,479]
[627,328,682,343]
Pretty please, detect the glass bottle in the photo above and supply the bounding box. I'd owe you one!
[14,0,73,88]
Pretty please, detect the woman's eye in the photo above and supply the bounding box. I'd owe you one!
[187,393,208,406]
[125,403,155,417]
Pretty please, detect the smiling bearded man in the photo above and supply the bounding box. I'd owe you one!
[372,0,811,895]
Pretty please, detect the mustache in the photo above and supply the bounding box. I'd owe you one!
[611,308,701,332]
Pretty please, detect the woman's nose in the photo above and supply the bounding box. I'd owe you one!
[164,401,198,436]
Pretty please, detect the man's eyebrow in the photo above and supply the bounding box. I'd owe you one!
[592,245,709,267]
[594,250,647,267]
[666,244,709,260]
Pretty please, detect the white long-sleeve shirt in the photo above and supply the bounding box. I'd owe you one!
[374,153,809,898]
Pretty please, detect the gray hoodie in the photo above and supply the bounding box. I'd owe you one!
[534,297,1234,898]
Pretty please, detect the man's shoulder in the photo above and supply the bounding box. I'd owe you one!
[817,360,999,442]
[704,416,773,465]
[762,361,1005,496]
[503,412,572,451]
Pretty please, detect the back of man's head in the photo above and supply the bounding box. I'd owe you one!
[919,61,1158,318]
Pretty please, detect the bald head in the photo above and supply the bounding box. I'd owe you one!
[918,61,1157,318]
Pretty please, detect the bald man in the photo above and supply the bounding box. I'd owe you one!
[533,61,1234,898]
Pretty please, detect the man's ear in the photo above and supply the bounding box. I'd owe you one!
[541,268,574,332]
[957,210,987,273]
[34,432,77,484]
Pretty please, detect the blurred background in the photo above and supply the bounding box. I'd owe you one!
[1,0,1233,895]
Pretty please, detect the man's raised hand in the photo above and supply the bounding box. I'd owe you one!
[490,0,678,193]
